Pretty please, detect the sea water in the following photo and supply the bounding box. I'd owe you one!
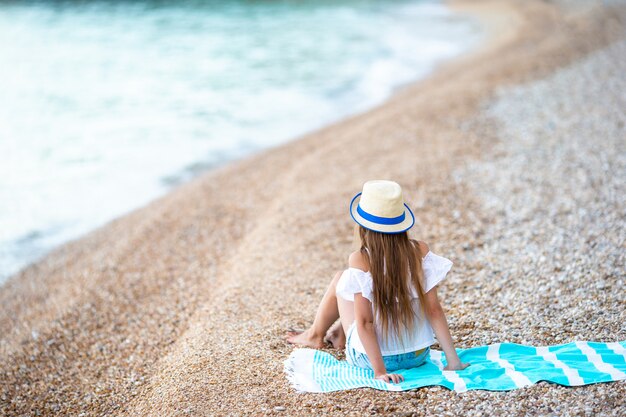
[0,0,480,282]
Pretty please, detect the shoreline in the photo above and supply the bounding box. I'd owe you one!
[0,0,482,285]
[2,0,625,415]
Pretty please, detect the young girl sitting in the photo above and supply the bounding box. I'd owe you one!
[286,180,469,383]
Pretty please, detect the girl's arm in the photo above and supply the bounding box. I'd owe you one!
[354,293,404,384]
[423,287,469,370]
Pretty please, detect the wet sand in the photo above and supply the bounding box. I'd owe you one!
[1,0,625,415]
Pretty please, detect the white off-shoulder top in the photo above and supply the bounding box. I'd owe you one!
[335,251,453,355]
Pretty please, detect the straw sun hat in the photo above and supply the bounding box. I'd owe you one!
[349,180,415,234]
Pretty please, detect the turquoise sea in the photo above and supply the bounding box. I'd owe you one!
[0,0,480,281]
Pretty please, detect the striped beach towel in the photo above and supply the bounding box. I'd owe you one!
[284,341,626,393]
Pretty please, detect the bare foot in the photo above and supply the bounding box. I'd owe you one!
[324,322,346,349]
[285,328,325,349]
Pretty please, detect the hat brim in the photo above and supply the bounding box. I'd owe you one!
[349,192,415,234]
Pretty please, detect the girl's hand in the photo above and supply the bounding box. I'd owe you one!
[375,373,404,384]
[444,362,470,371]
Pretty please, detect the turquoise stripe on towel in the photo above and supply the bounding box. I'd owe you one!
[284,341,626,393]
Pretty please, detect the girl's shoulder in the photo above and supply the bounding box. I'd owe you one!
[348,249,370,272]
[410,239,430,259]
[417,240,429,255]
[337,252,374,302]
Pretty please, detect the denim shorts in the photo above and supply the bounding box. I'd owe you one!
[345,325,430,372]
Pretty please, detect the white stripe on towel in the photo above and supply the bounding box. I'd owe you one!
[429,349,444,369]
[486,343,532,388]
[284,349,323,393]
[429,350,467,392]
[536,346,584,386]
[576,341,626,381]
[606,342,626,360]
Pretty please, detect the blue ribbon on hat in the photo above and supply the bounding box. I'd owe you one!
[356,204,406,225]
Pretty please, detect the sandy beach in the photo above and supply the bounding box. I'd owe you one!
[1,0,625,415]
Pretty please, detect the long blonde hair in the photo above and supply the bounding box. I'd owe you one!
[355,225,426,344]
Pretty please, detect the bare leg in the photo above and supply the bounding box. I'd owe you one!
[337,294,355,337]
[286,271,344,348]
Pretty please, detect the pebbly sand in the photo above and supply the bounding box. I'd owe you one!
[1,0,625,415]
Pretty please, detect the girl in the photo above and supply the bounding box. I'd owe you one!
[286,180,469,383]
